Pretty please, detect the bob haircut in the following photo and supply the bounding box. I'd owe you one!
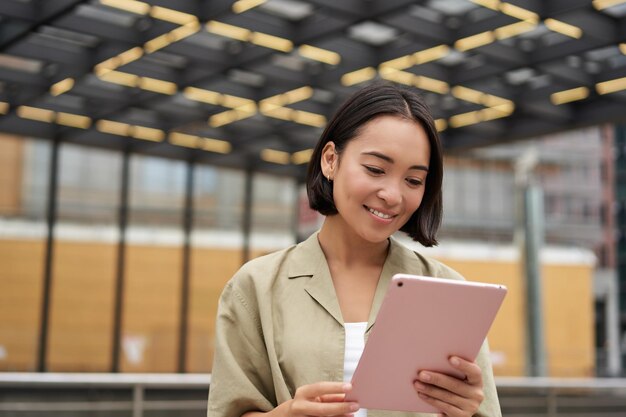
[306,82,443,247]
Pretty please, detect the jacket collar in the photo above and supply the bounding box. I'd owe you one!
[287,231,426,330]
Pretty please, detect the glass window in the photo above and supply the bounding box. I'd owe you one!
[188,166,244,372]
[0,134,50,371]
[48,144,121,372]
[122,155,186,372]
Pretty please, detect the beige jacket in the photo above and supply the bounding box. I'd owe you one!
[207,232,502,417]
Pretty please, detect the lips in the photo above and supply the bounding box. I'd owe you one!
[364,205,396,220]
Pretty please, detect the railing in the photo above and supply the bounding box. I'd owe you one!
[1,374,626,416]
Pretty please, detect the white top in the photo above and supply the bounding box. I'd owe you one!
[344,322,368,417]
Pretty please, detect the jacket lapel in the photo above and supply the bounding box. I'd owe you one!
[287,232,344,326]
[366,236,426,333]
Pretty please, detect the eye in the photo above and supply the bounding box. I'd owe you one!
[406,177,424,187]
[364,165,384,175]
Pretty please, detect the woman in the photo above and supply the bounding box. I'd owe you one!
[208,83,501,417]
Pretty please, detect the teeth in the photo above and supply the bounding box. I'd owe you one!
[368,208,392,219]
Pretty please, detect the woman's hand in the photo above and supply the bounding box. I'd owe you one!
[413,356,485,417]
[287,382,360,417]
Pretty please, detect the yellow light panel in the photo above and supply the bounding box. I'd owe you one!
[283,86,314,104]
[596,77,626,95]
[209,109,241,128]
[379,67,414,86]
[435,118,447,132]
[298,44,341,66]
[291,110,326,128]
[550,87,590,105]
[499,2,539,23]
[99,0,150,15]
[139,77,178,95]
[98,71,139,88]
[50,78,75,96]
[150,6,198,25]
[413,44,450,65]
[221,94,255,109]
[250,32,293,52]
[117,47,144,66]
[17,106,55,123]
[544,19,583,39]
[621,43,626,55]
[169,132,199,148]
[144,33,172,53]
[199,137,231,154]
[291,148,313,165]
[482,95,512,107]
[261,105,294,121]
[593,0,626,10]
[380,54,414,71]
[168,21,201,42]
[494,21,537,40]
[56,112,92,129]
[96,120,132,136]
[206,21,251,41]
[132,126,165,142]
[183,87,223,105]
[451,86,486,105]
[94,57,121,76]
[470,0,500,11]
[0,102,8,114]
[233,0,267,13]
[261,149,291,165]
[414,76,450,94]
[481,103,515,121]
[455,31,495,52]
[449,110,482,128]
[340,67,377,86]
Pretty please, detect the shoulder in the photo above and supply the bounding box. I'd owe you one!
[390,236,465,281]
[224,244,296,295]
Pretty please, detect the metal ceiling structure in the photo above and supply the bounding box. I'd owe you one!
[0,0,625,179]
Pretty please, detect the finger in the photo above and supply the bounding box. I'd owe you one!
[449,357,483,386]
[318,393,346,403]
[297,382,352,399]
[417,371,472,398]
[417,392,464,417]
[413,379,472,410]
[302,400,360,416]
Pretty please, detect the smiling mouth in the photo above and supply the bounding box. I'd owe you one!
[365,206,395,220]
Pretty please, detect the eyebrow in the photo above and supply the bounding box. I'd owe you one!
[362,151,429,172]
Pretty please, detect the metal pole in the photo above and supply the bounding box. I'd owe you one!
[37,136,60,372]
[111,146,130,372]
[178,160,195,373]
[241,168,253,264]
[607,271,622,376]
[515,149,547,377]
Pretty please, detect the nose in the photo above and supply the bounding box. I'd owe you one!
[376,180,402,207]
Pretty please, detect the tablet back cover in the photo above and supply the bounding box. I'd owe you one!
[345,274,507,413]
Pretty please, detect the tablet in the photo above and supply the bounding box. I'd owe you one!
[344,274,507,413]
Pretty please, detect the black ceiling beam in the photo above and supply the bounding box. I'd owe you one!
[0,0,88,50]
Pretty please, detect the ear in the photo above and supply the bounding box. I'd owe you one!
[320,141,337,180]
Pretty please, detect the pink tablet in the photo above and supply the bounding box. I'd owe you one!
[345,274,507,413]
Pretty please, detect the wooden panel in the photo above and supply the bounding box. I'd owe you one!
[0,134,24,216]
[0,239,45,371]
[47,242,117,372]
[187,248,242,372]
[122,245,182,372]
[543,263,595,377]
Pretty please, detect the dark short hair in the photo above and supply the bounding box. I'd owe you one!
[306,82,443,247]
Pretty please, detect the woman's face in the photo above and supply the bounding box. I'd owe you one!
[322,115,431,244]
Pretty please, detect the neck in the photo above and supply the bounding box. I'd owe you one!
[317,215,389,268]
